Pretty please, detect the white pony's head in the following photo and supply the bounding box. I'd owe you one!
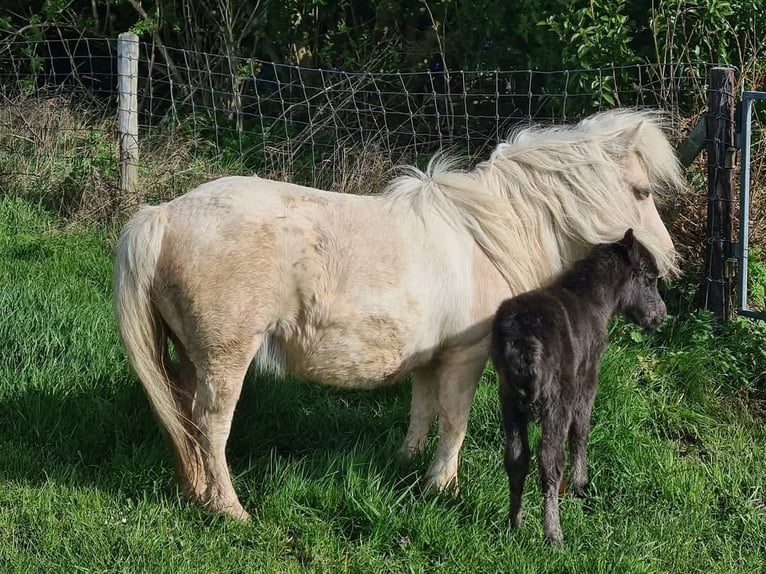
[576,109,684,274]
[484,108,684,281]
[385,108,685,294]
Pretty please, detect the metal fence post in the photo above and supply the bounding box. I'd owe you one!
[735,91,766,320]
[700,66,736,320]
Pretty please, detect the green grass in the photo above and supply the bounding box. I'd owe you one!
[0,196,764,573]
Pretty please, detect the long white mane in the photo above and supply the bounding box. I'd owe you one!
[383,109,685,294]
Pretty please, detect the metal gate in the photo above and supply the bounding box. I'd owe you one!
[735,90,766,320]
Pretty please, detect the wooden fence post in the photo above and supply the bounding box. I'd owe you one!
[700,66,736,320]
[118,32,139,203]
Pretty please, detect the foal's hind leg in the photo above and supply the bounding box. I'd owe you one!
[500,385,530,529]
[539,404,573,545]
[193,349,256,521]
[398,367,438,460]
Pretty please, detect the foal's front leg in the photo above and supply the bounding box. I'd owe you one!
[568,381,597,498]
[422,343,488,493]
[539,404,572,545]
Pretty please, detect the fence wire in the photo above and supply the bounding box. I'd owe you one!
[1,36,721,195]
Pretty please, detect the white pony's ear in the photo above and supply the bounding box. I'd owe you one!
[616,120,645,152]
[620,149,652,198]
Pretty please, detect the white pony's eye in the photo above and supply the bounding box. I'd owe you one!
[633,186,651,200]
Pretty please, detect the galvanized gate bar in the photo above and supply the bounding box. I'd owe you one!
[736,90,766,320]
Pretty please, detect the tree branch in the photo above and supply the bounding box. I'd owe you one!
[125,0,185,88]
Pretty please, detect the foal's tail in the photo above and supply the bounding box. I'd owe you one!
[113,206,194,470]
[495,332,544,407]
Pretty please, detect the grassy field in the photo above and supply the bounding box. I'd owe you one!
[0,196,764,573]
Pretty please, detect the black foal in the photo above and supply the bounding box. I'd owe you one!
[490,228,666,545]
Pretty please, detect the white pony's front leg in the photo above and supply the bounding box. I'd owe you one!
[422,341,489,493]
[398,367,439,459]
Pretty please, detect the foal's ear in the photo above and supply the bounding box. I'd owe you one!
[619,228,635,249]
[616,228,638,265]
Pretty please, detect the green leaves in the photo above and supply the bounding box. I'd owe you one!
[1,0,763,75]
[129,16,158,36]
[541,0,637,68]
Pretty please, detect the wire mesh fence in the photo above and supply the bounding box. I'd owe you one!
[0,36,721,194]
[3,35,763,317]
[0,38,119,219]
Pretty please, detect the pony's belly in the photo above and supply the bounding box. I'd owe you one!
[276,323,432,389]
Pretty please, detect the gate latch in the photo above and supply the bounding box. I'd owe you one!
[725,257,739,278]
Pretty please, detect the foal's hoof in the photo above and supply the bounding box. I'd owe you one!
[544,528,564,546]
[507,511,522,529]
[543,523,564,546]
[561,478,589,499]
[572,482,589,499]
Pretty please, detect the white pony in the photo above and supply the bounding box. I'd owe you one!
[113,109,685,520]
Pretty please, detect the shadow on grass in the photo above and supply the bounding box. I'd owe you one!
[0,196,443,527]
[0,367,419,507]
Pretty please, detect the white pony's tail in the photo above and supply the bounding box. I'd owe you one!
[113,206,195,473]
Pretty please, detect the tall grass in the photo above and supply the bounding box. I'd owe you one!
[0,194,764,572]
[0,94,399,228]
[0,95,224,223]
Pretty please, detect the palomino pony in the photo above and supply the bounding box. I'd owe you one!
[113,109,685,520]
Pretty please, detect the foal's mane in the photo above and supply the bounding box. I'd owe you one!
[383,109,684,294]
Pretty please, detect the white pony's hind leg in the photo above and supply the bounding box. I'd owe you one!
[398,367,439,459]
[169,339,207,501]
[422,344,487,493]
[192,341,260,521]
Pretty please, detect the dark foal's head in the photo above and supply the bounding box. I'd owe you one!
[615,229,667,330]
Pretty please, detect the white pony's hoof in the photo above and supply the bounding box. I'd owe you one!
[206,499,251,522]
[420,472,460,497]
